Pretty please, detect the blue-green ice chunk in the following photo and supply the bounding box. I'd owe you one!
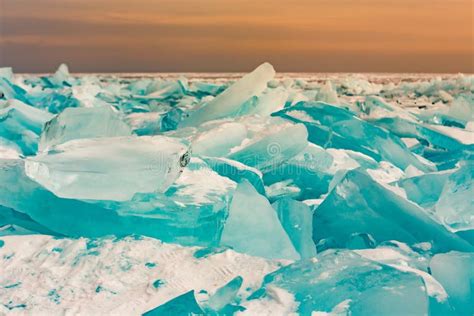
[126,112,166,136]
[411,143,473,171]
[27,90,80,114]
[0,100,54,155]
[202,157,265,195]
[430,252,474,315]
[263,144,334,199]
[369,116,468,152]
[127,78,154,95]
[251,249,442,315]
[0,206,58,236]
[275,101,434,172]
[204,276,243,313]
[192,121,247,157]
[395,170,452,209]
[180,63,275,127]
[228,122,308,172]
[265,180,301,202]
[0,78,32,105]
[39,106,133,151]
[313,169,473,253]
[272,198,316,259]
[221,180,299,260]
[143,290,204,316]
[0,158,235,246]
[262,144,375,200]
[134,79,187,100]
[434,162,474,232]
[144,276,243,316]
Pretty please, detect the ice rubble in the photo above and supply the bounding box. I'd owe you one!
[0,64,473,314]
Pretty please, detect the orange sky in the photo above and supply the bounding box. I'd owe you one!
[0,0,472,72]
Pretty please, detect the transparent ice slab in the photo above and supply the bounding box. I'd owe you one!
[26,136,190,201]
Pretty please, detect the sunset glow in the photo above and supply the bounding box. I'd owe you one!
[0,0,473,72]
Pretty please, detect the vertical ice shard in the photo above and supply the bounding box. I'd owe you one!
[39,106,133,151]
[316,81,340,104]
[430,252,474,315]
[180,63,275,126]
[272,198,317,259]
[313,169,473,253]
[220,180,299,260]
[26,136,190,201]
[0,100,54,155]
[434,162,474,232]
[44,63,75,87]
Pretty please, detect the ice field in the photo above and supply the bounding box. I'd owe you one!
[0,63,473,315]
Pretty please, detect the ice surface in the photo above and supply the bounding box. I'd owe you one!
[0,235,276,314]
[0,65,473,314]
